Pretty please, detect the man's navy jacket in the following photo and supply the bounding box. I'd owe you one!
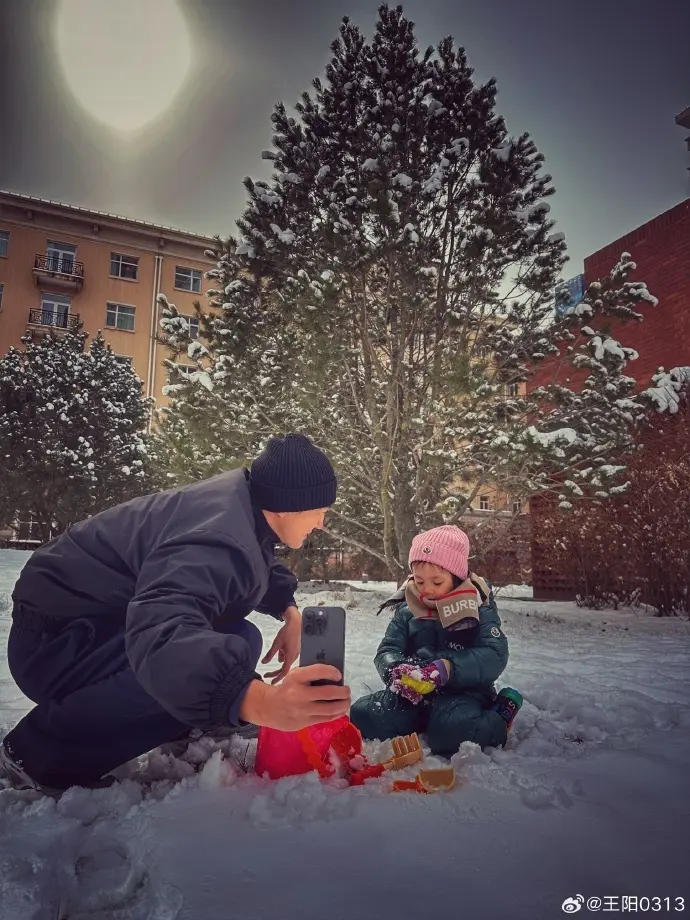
[12,469,297,728]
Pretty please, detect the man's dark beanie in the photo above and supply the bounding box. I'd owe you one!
[249,433,337,512]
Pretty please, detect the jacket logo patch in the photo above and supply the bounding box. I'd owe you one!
[490,626,502,638]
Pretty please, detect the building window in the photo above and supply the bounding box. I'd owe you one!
[511,498,523,514]
[110,252,139,280]
[479,495,491,511]
[113,354,133,366]
[46,240,77,274]
[0,283,3,310]
[175,266,202,293]
[182,314,199,339]
[106,302,136,331]
[0,230,9,257]
[505,382,520,398]
[39,292,71,327]
[177,364,196,376]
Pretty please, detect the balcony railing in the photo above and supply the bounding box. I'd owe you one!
[28,308,81,332]
[33,254,84,290]
[34,253,84,277]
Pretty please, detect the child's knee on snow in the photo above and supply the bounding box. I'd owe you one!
[426,714,476,753]
[428,705,508,753]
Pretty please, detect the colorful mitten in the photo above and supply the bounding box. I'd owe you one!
[390,660,450,704]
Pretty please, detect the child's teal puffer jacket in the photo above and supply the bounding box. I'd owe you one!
[374,579,509,693]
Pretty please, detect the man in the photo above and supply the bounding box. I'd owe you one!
[0,433,350,793]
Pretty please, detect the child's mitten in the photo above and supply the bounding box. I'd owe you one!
[390,660,450,704]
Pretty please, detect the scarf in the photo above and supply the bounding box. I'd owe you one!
[389,575,489,630]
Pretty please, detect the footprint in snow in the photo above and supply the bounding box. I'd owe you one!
[56,821,182,920]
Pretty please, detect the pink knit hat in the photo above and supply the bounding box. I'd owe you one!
[408,525,470,581]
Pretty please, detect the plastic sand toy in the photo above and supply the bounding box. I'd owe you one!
[380,733,423,770]
[255,716,350,780]
[392,767,457,794]
[254,720,456,794]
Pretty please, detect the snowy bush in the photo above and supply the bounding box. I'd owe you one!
[0,329,154,541]
[535,384,690,616]
[463,514,532,587]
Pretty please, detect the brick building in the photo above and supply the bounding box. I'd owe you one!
[584,198,690,385]
[530,197,690,598]
[0,189,215,405]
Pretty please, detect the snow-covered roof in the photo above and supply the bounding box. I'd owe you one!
[0,189,217,244]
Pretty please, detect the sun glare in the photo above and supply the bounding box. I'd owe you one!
[54,0,192,134]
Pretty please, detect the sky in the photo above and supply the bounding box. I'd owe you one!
[0,0,688,273]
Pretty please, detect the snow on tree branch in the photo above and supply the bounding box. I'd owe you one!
[641,366,690,414]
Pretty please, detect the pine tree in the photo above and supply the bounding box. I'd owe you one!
[156,5,658,579]
[0,329,153,541]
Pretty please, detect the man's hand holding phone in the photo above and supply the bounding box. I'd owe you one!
[240,605,350,730]
[239,665,351,731]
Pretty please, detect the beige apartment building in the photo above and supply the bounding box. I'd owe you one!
[0,189,216,405]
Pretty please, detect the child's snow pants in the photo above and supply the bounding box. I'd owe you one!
[350,685,507,755]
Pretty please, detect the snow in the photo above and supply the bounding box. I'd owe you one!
[269,224,295,245]
[403,223,419,243]
[186,341,205,361]
[190,371,213,392]
[361,158,379,172]
[391,173,413,189]
[513,202,551,222]
[525,425,579,449]
[591,335,627,363]
[595,464,626,479]
[235,240,256,259]
[642,366,690,414]
[255,188,281,207]
[1,552,689,919]
[422,163,445,195]
[492,141,512,162]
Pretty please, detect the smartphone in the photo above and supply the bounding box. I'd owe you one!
[299,606,346,686]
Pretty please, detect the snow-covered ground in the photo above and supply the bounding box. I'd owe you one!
[1,549,689,920]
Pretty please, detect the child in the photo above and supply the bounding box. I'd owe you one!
[350,525,522,756]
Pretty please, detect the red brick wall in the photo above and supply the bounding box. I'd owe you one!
[530,197,690,600]
[584,197,690,386]
[529,198,690,395]
[530,493,574,600]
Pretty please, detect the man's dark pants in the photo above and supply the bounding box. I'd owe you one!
[3,606,262,789]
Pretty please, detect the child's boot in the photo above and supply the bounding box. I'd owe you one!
[491,687,523,737]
